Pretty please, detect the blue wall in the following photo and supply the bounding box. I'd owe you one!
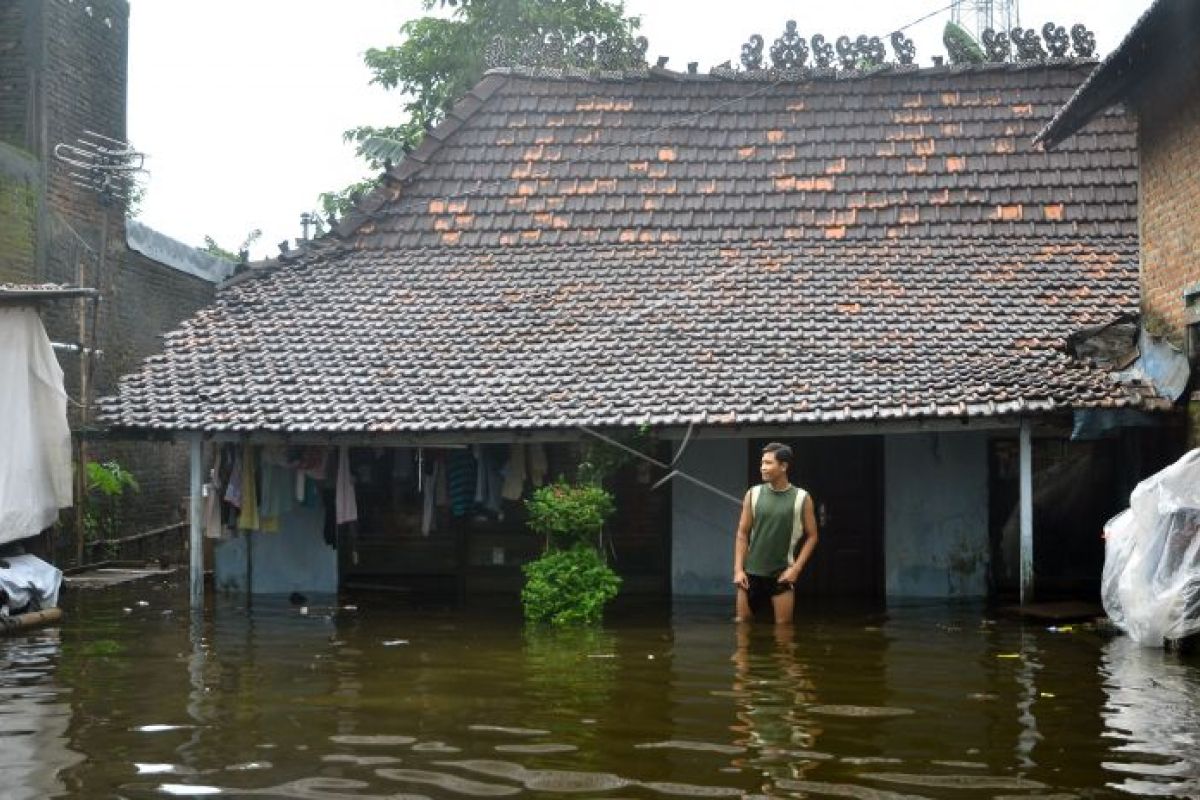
[671,438,747,596]
[213,504,337,595]
[884,431,989,597]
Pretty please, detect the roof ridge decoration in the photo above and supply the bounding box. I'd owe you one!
[483,30,649,72]
[980,23,1096,64]
[736,21,913,74]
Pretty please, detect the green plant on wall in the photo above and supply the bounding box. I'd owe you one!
[83,460,139,544]
[522,481,620,625]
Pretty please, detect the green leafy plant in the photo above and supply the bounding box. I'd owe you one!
[522,479,620,625]
[521,544,621,626]
[83,460,139,544]
[526,481,615,549]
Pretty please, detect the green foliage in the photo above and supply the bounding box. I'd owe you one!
[201,229,262,263]
[943,21,985,65]
[83,460,138,543]
[322,0,641,210]
[521,544,621,625]
[577,424,653,485]
[525,480,615,548]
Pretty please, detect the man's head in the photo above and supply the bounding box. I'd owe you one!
[760,442,793,483]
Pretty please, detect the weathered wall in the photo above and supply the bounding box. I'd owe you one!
[214,506,338,596]
[1,0,221,546]
[671,437,746,596]
[884,431,989,598]
[1138,69,1200,344]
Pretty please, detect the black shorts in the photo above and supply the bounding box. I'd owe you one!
[745,571,793,606]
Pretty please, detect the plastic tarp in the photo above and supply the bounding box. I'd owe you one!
[0,307,73,545]
[1102,449,1200,645]
[0,554,62,612]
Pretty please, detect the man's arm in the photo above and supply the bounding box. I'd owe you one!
[781,494,820,584]
[732,490,753,589]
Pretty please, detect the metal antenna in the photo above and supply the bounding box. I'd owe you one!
[53,129,147,206]
[951,0,1019,44]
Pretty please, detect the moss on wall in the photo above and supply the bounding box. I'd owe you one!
[0,172,39,283]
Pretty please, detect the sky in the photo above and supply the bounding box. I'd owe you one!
[126,1,1154,261]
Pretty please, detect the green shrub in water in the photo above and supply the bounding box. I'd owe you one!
[522,481,620,625]
[525,481,615,549]
[521,545,621,626]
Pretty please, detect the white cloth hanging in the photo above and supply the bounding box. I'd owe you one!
[0,308,73,545]
[335,446,358,525]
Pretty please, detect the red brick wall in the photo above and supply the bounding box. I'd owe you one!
[1137,71,1200,344]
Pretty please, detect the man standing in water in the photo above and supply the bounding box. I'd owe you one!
[732,443,819,623]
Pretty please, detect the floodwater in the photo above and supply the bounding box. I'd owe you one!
[2,579,1199,799]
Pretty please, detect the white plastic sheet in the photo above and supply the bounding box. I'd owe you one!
[0,553,63,611]
[0,307,73,545]
[1102,449,1200,645]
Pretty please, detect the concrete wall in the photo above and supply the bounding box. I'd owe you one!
[670,437,746,596]
[884,431,989,598]
[213,505,337,595]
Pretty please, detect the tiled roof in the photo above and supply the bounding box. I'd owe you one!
[100,63,1159,435]
[100,236,1157,434]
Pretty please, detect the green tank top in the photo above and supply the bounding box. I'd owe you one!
[746,484,799,576]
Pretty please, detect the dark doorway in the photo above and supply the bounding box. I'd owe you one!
[748,436,885,600]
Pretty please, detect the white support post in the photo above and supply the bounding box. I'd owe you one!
[1019,419,1034,605]
[188,435,204,609]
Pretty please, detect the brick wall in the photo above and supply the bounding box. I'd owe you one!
[0,0,31,151]
[2,0,221,554]
[1137,70,1200,344]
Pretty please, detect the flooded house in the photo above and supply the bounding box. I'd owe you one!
[99,24,1180,607]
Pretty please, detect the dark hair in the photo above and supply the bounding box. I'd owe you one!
[761,442,793,467]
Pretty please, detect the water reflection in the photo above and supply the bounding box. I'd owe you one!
[1099,635,1200,796]
[0,630,83,800]
[2,582,1199,798]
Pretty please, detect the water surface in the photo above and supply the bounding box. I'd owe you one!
[2,578,1198,798]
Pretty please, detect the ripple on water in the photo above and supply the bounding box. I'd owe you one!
[225,761,271,771]
[467,724,549,737]
[637,780,744,796]
[861,773,1047,790]
[328,734,416,746]
[774,779,931,800]
[494,743,578,754]
[437,760,629,793]
[635,740,745,754]
[156,785,222,797]
[377,768,521,796]
[321,754,403,766]
[930,760,988,769]
[136,764,190,775]
[135,724,193,732]
[412,741,462,754]
[239,776,431,799]
[807,705,915,719]
[841,757,904,766]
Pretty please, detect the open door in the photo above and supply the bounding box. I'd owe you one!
[749,436,884,600]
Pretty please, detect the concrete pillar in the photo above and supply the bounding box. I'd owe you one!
[188,434,203,609]
[1019,419,1034,605]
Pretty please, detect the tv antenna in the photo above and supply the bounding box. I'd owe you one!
[53,130,146,206]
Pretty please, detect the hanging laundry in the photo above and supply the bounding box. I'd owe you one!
[529,443,549,487]
[501,444,527,501]
[336,446,358,525]
[202,446,224,540]
[447,449,477,517]
[237,445,260,531]
[480,444,506,514]
[259,460,295,533]
[421,458,442,536]
[224,447,244,509]
[435,453,449,508]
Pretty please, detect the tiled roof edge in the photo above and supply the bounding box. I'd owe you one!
[1035,0,1169,149]
[332,73,511,242]
[484,57,1098,84]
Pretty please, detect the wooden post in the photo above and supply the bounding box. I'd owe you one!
[188,435,204,609]
[1019,418,1034,605]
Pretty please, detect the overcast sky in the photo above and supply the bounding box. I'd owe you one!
[127,1,1153,260]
